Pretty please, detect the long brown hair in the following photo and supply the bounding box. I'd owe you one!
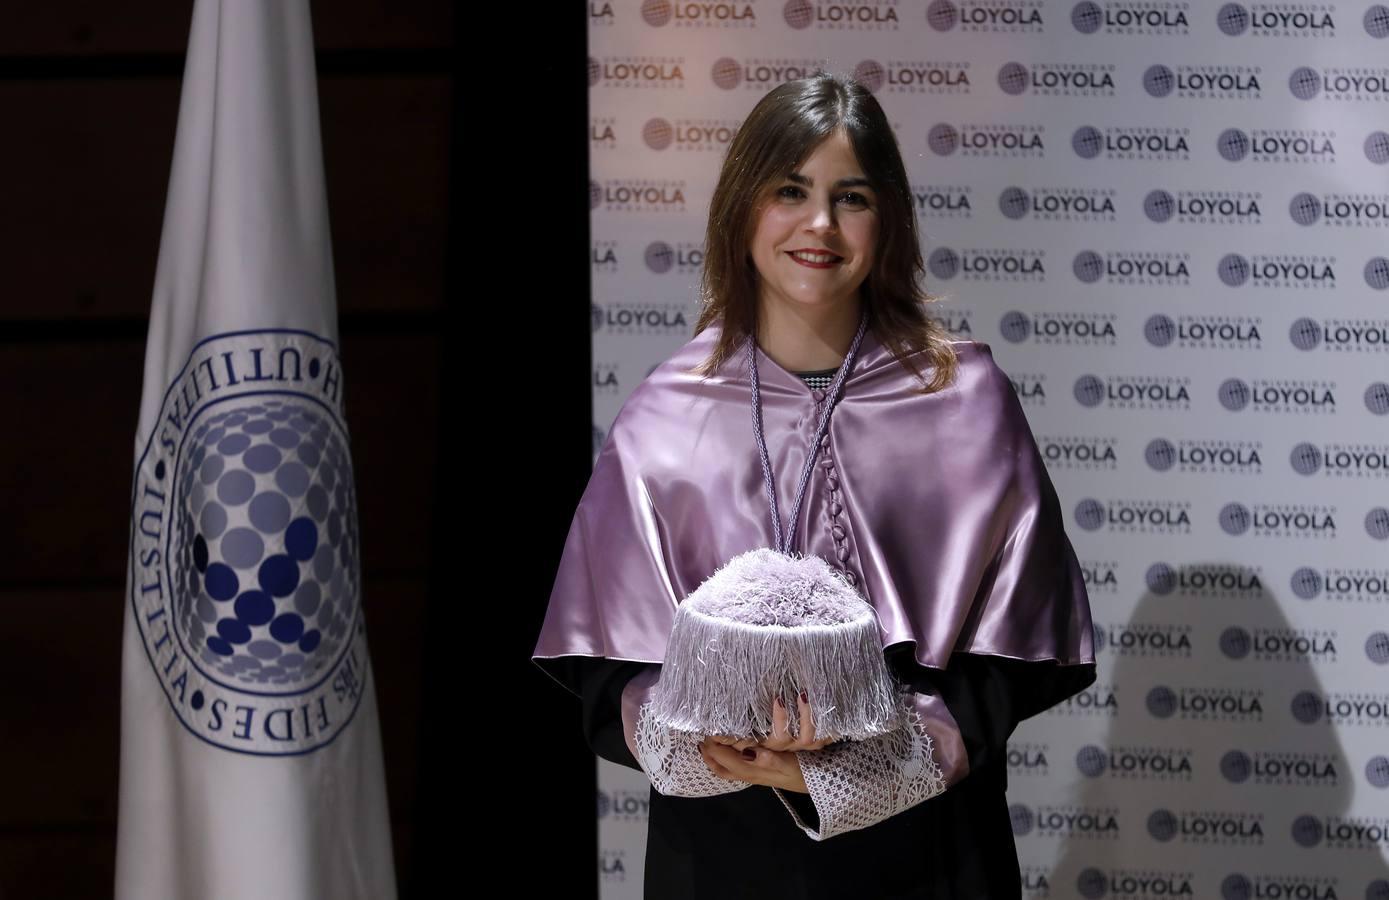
[693,72,958,393]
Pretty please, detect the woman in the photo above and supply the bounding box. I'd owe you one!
[534,73,1095,898]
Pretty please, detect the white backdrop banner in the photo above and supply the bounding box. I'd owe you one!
[586,3,1389,896]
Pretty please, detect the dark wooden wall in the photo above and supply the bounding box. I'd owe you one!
[3,2,598,894]
[0,3,452,896]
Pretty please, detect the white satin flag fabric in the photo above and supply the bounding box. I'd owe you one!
[115,2,396,897]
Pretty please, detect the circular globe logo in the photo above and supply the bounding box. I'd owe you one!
[1220,626,1252,659]
[927,0,958,31]
[1218,3,1250,35]
[1218,378,1251,411]
[1367,5,1389,38]
[1009,803,1034,835]
[1367,507,1389,540]
[1144,190,1176,223]
[1221,749,1253,783]
[1147,686,1178,719]
[1075,498,1106,530]
[1073,251,1104,283]
[928,247,960,280]
[1219,502,1252,535]
[178,402,353,678]
[1366,131,1389,164]
[1222,873,1253,900]
[1218,253,1251,286]
[1290,566,1323,600]
[1289,192,1323,225]
[1289,317,1322,350]
[783,0,814,29]
[1291,814,1323,847]
[1072,126,1104,159]
[1367,382,1389,415]
[1366,256,1389,290]
[645,241,675,273]
[1291,691,1324,724]
[1366,129,1389,163]
[998,187,1031,220]
[1147,808,1178,841]
[1289,442,1323,476]
[1289,66,1321,100]
[1072,2,1103,34]
[1074,375,1105,408]
[1145,313,1177,347]
[999,310,1031,343]
[711,57,742,90]
[1146,438,1177,471]
[998,62,1029,95]
[1076,745,1107,777]
[642,118,674,151]
[1366,632,1389,665]
[1144,64,1176,98]
[642,0,673,26]
[1146,562,1177,595]
[853,59,886,93]
[129,331,370,755]
[928,123,960,156]
[1078,868,1107,899]
[1218,128,1251,161]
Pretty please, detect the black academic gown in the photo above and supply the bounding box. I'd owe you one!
[556,649,1096,899]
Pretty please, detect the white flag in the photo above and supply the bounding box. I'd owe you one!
[116,2,396,897]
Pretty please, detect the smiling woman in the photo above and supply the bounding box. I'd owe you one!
[747,131,880,373]
[534,72,1096,899]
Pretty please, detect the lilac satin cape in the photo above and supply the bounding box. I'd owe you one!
[533,322,1094,695]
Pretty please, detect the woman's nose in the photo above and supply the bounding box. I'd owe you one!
[804,200,836,234]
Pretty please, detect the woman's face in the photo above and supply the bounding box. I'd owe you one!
[748,129,879,322]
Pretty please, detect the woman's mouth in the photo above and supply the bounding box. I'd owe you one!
[787,250,843,269]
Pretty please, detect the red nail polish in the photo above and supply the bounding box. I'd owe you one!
[800,691,808,704]
[741,748,756,761]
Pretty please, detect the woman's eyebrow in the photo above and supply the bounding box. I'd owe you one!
[785,172,874,190]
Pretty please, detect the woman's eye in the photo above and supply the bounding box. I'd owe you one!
[777,185,804,200]
[838,192,868,208]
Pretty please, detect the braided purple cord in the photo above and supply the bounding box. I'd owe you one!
[747,309,870,554]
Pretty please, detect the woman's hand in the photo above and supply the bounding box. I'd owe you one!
[698,740,809,793]
[759,693,834,752]
[697,695,834,793]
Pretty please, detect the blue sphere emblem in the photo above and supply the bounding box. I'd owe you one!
[174,399,359,686]
[1218,128,1251,162]
[1147,808,1177,841]
[1008,803,1034,835]
[1222,874,1252,900]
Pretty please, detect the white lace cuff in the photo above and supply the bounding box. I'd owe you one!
[630,701,753,797]
[773,698,946,841]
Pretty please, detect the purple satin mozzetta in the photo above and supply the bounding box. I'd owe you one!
[534,322,1095,695]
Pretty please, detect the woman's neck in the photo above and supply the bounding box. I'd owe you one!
[755,297,862,373]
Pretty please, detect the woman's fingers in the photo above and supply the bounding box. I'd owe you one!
[698,741,736,778]
[708,734,759,751]
[772,696,789,741]
[758,692,827,751]
[797,693,815,747]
